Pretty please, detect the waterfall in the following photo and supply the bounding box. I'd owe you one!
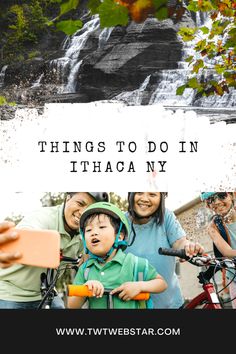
[51,16,100,93]
[31,73,44,88]
[98,27,113,49]
[120,12,236,108]
[114,75,151,105]
[149,70,194,106]
[0,65,8,88]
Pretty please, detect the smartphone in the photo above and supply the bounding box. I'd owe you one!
[0,228,61,268]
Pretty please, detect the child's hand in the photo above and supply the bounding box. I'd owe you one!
[184,241,204,257]
[85,280,104,298]
[110,282,142,301]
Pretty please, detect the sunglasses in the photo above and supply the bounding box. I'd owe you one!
[206,192,229,206]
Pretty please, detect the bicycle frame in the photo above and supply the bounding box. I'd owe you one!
[184,283,222,309]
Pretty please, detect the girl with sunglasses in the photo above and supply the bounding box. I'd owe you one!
[201,192,236,308]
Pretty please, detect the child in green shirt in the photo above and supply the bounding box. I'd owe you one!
[67,202,167,309]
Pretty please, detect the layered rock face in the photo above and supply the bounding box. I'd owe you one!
[75,18,190,102]
[1,13,195,104]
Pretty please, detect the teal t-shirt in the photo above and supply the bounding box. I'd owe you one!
[125,209,185,309]
[226,222,236,281]
[74,249,157,309]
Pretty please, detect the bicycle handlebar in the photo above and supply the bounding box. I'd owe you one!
[60,255,80,263]
[158,247,236,271]
[158,247,190,260]
[67,284,150,300]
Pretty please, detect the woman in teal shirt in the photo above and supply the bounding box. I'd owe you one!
[125,192,204,309]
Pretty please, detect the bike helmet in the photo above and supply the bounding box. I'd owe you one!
[66,192,109,202]
[80,202,130,260]
[87,192,109,202]
[200,192,216,201]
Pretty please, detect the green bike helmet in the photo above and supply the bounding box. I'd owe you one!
[80,202,130,253]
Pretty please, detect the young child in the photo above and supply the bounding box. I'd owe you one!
[201,192,236,308]
[67,202,167,309]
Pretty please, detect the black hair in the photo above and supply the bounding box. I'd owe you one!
[127,192,166,247]
[83,212,127,237]
[128,192,166,225]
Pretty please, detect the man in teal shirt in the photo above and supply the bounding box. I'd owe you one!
[0,192,108,309]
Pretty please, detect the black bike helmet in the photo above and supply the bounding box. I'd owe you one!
[88,192,109,202]
[66,192,109,202]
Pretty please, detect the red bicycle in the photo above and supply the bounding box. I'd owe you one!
[158,247,236,309]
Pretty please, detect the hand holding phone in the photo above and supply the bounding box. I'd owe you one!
[0,228,61,268]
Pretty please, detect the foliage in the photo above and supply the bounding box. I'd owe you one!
[0,0,54,62]
[109,192,128,211]
[177,0,236,97]
[1,0,235,95]
[40,192,65,206]
[4,215,23,225]
[0,95,16,106]
[43,0,236,96]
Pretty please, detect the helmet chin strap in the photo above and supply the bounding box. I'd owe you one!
[82,222,127,263]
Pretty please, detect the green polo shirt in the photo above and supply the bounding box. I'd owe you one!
[74,249,158,309]
[0,204,84,302]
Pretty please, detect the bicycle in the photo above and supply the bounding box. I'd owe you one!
[158,247,236,309]
[37,253,80,309]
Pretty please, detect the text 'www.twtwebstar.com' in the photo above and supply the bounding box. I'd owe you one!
[55,327,181,336]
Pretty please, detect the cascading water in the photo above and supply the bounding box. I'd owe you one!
[50,16,100,93]
[98,27,113,49]
[114,11,235,109]
[0,65,8,88]
[31,73,44,89]
[115,75,151,105]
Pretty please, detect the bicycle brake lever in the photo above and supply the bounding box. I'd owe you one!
[189,254,212,267]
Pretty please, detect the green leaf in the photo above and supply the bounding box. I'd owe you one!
[185,55,194,63]
[224,38,236,49]
[200,26,209,35]
[153,0,167,10]
[188,77,199,89]
[0,96,7,105]
[215,64,225,75]
[60,0,79,16]
[192,59,204,74]
[88,0,102,14]
[155,7,168,20]
[187,2,198,12]
[9,25,17,30]
[56,19,83,35]
[229,28,236,36]
[178,27,196,42]
[98,0,129,28]
[176,85,187,96]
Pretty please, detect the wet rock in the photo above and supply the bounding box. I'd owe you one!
[0,105,17,120]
